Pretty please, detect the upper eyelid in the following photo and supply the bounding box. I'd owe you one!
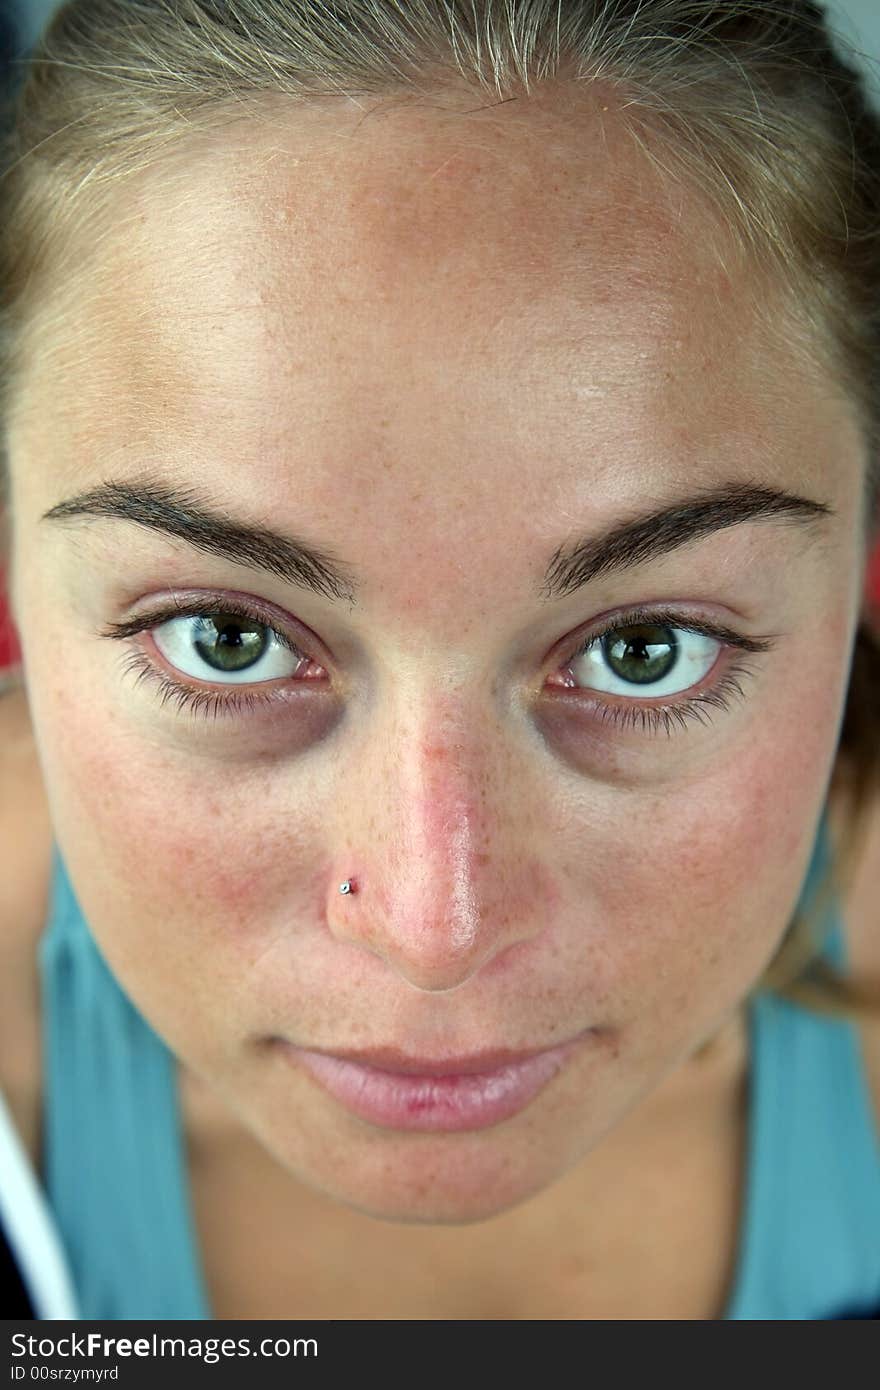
[579,606,779,655]
[97,594,307,653]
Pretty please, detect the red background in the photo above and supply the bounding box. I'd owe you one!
[0,544,879,674]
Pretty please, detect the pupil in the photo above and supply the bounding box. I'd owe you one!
[218,622,244,648]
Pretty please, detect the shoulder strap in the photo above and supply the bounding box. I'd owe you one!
[724,811,880,1319]
[38,843,212,1319]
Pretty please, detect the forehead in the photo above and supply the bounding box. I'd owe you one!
[114,86,754,371]
[15,85,850,528]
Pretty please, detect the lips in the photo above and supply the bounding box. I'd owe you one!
[272,1029,594,1132]
[300,1042,569,1076]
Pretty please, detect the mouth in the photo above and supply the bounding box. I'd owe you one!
[271,1028,595,1133]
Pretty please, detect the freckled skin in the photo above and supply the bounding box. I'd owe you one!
[5,81,869,1232]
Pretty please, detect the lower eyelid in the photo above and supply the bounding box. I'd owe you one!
[552,663,755,740]
[115,643,304,722]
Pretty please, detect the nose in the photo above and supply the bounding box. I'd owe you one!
[327,702,548,993]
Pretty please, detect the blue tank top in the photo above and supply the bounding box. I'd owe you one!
[36,808,880,1319]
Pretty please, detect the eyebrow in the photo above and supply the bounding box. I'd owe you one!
[40,474,834,605]
[542,478,834,599]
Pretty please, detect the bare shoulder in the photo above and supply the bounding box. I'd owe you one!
[0,667,53,1174]
[828,776,880,975]
[827,774,880,1137]
[0,668,53,929]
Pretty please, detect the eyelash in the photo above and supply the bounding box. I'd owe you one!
[98,595,777,737]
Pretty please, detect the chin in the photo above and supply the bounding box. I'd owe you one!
[337,1177,553,1227]
[263,1120,577,1226]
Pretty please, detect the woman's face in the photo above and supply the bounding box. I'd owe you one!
[6,88,868,1222]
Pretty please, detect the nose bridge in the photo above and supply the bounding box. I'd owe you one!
[334,690,543,991]
[400,722,487,938]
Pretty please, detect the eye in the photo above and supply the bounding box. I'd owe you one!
[99,595,778,734]
[97,594,323,722]
[571,619,715,697]
[554,605,778,738]
[151,607,307,684]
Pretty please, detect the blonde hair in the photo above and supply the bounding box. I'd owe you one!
[0,0,878,1021]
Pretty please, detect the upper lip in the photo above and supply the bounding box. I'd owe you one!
[288,1033,587,1076]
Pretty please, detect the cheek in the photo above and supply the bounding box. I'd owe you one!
[585,698,836,1054]
[30,688,334,1054]
[547,594,851,1031]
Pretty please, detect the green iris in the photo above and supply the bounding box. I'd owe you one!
[601,624,679,686]
[192,616,267,673]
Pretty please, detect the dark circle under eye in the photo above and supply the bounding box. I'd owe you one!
[601,623,678,686]
[192,615,268,673]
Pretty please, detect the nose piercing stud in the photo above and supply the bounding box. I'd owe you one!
[339,879,354,895]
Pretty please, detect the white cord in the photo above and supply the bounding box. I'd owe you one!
[0,1082,80,1319]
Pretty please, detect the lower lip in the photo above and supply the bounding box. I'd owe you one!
[275,1034,590,1132]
